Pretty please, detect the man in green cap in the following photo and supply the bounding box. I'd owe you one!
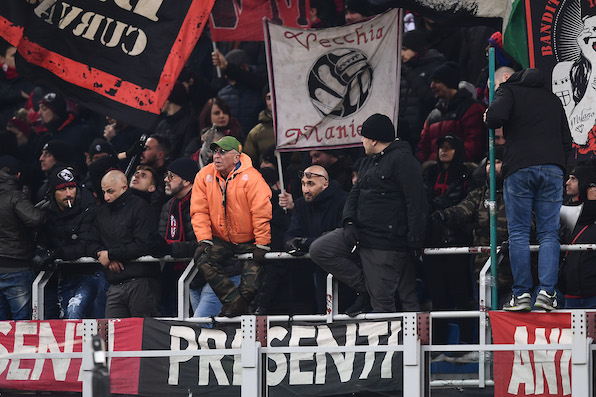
[190,136,272,317]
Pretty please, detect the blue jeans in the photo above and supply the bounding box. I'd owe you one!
[504,165,563,297]
[0,270,34,320]
[58,271,109,319]
[191,274,241,328]
[565,296,596,309]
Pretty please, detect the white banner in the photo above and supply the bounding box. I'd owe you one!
[265,9,401,151]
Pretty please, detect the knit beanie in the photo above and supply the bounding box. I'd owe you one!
[42,140,73,163]
[49,165,77,193]
[88,138,114,157]
[361,114,396,142]
[168,157,199,182]
[7,118,31,138]
[344,0,371,16]
[431,62,461,90]
[402,30,427,53]
[39,92,68,121]
[225,49,250,66]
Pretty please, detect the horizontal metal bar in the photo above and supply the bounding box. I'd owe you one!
[430,380,495,387]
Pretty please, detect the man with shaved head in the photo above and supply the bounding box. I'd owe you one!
[90,170,161,318]
[268,164,348,314]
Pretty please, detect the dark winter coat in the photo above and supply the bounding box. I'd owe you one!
[417,89,486,163]
[154,106,198,159]
[423,136,474,246]
[484,68,572,179]
[0,171,45,266]
[285,180,347,248]
[37,187,99,277]
[343,140,427,251]
[218,83,263,140]
[0,74,33,129]
[90,189,159,284]
[560,201,596,297]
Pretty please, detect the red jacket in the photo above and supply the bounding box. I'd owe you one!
[417,90,486,163]
[190,154,272,246]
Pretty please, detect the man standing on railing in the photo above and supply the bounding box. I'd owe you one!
[90,170,161,318]
[0,156,46,320]
[310,114,428,316]
[485,67,572,311]
[190,136,272,317]
[35,166,107,319]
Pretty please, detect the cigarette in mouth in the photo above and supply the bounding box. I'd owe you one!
[67,200,72,208]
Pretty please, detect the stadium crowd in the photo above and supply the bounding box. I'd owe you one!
[0,0,593,349]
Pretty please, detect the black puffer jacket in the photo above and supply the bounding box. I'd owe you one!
[0,171,45,266]
[90,189,159,284]
[485,68,572,179]
[285,180,347,248]
[343,140,428,251]
[37,187,99,277]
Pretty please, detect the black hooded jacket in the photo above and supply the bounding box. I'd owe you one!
[485,68,572,179]
[343,140,427,251]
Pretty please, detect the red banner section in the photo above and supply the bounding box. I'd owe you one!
[0,1,214,130]
[210,0,310,42]
[490,312,572,397]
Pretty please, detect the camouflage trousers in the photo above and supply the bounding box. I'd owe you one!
[196,238,262,307]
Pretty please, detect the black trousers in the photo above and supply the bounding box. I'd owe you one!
[105,278,161,318]
[309,228,419,312]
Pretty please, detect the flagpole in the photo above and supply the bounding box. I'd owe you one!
[212,41,222,78]
[275,151,287,213]
[488,47,498,310]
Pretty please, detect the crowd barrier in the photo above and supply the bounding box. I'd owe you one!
[21,244,596,396]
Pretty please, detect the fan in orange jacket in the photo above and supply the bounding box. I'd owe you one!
[189,136,272,317]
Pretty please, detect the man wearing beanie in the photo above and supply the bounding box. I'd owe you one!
[417,61,486,163]
[486,67,572,312]
[399,29,446,150]
[35,166,107,319]
[154,82,198,159]
[0,155,45,320]
[156,158,200,316]
[190,136,272,317]
[310,114,427,315]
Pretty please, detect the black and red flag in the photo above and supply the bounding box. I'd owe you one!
[0,0,215,129]
[210,0,310,42]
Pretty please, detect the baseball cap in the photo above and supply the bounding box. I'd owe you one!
[210,136,243,153]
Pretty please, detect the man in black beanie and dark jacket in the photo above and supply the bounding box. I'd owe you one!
[310,113,428,315]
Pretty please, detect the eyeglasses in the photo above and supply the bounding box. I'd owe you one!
[211,148,230,156]
[165,172,179,181]
[589,183,596,188]
[298,171,327,180]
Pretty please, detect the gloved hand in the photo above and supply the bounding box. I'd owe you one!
[193,241,213,264]
[253,245,269,264]
[343,222,359,252]
[430,210,445,224]
[285,237,309,256]
[125,140,146,159]
[33,249,58,271]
